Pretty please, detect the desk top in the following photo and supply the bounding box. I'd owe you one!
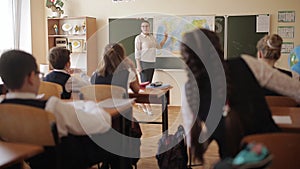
[129,87,172,98]
[129,87,172,104]
[0,141,44,169]
[271,107,300,133]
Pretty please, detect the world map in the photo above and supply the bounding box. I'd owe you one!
[153,16,215,56]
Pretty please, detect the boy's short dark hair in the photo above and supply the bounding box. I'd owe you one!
[48,47,71,69]
[0,50,38,89]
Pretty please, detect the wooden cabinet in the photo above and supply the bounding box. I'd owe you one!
[47,16,97,75]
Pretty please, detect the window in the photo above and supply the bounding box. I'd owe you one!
[0,0,31,55]
[0,0,13,54]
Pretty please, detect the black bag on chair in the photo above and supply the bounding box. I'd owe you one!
[156,125,188,169]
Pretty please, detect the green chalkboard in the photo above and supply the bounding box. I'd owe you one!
[109,15,268,68]
[109,18,153,58]
[109,18,186,69]
[227,15,269,59]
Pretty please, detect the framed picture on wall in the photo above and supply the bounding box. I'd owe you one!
[278,11,295,22]
[278,26,294,39]
[281,42,294,54]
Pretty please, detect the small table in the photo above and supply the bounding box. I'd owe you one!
[0,141,44,169]
[129,87,172,133]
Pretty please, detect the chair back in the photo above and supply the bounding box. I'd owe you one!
[265,96,298,107]
[242,133,300,169]
[80,84,126,102]
[38,81,63,100]
[0,104,58,146]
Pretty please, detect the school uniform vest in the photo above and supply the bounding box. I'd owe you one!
[44,71,72,99]
[263,68,293,96]
[0,98,47,108]
[90,70,129,96]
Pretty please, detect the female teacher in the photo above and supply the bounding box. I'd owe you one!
[135,20,168,115]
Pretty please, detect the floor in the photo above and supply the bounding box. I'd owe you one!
[132,105,220,169]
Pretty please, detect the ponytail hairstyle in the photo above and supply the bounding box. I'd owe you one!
[97,43,127,76]
[256,34,283,61]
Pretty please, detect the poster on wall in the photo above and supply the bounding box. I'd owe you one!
[281,42,294,54]
[278,11,295,22]
[153,15,215,56]
[277,26,294,39]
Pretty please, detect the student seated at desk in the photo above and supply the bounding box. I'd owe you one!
[256,34,300,96]
[90,43,140,94]
[90,43,141,168]
[44,47,90,99]
[0,50,133,169]
[180,29,300,162]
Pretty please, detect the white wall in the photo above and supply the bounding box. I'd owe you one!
[30,0,47,64]
[28,0,299,106]
[153,69,187,106]
[31,0,300,69]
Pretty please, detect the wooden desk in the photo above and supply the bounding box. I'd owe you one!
[129,87,171,133]
[270,107,300,133]
[0,141,44,169]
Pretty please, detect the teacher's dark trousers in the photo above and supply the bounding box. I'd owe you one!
[140,61,155,83]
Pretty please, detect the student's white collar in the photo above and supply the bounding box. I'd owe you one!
[53,69,69,74]
[5,92,37,99]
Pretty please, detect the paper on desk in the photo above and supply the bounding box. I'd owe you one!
[272,115,292,124]
[146,84,170,89]
[97,98,135,109]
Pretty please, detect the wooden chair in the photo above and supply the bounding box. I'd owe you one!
[0,104,58,146]
[265,96,298,107]
[80,84,126,102]
[0,104,60,168]
[80,85,137,168]
[38,81,63,100]
[242,133,300,169]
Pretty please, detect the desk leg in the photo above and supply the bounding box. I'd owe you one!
[162,92,169,134]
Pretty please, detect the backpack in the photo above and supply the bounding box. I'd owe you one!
[156,125,188,169]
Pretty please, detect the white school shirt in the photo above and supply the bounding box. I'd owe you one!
[3,92,112,138]
[135,33,161,62]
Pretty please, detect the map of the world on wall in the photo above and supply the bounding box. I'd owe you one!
[154,16,215,56]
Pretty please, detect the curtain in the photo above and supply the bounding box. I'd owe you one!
[0,0,14,54]
[12,0,22,49]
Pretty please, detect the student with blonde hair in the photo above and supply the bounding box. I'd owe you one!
[256,34,299,95]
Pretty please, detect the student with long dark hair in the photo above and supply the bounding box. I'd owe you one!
[181,29,300,162]
[91,43,140,93]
